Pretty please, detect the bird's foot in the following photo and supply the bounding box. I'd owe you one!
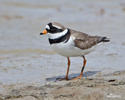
[71,74,83,80]
[56,77,69,81]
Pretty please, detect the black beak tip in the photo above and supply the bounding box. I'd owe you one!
[40,33,43,35]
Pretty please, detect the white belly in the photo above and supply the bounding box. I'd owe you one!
[50,36,96,57]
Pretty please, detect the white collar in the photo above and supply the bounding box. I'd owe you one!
[48,29,68,39]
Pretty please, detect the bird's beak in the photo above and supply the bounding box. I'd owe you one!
[40,29,47,35]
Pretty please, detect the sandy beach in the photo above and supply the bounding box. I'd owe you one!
[1,70,125,100]
[0,0,125,99]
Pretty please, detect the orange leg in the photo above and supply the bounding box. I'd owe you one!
[80,56,87,76]
[72,56,87,80]
[65,57,70,80]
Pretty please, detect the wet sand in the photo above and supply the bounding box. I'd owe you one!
[0,70,125,100]
[0,0,125,99]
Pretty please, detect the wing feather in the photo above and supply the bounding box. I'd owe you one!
[70,29,105,50]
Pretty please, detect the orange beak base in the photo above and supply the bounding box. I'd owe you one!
[40,29,47,35]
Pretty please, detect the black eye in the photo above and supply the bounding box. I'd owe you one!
[50,27,63,33]
[47,23,63,33]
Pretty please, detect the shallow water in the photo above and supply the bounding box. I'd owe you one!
[0,0,125,86]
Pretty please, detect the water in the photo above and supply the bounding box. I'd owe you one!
[0,0,125,86]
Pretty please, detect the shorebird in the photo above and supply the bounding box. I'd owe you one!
[40,22,110,80]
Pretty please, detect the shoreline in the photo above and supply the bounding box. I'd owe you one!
[0,70,125,100]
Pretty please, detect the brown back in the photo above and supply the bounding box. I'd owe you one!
[70,29,102,50]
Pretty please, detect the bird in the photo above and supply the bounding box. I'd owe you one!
[40,22,110,80]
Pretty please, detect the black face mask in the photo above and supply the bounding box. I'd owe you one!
[46,23,63,33]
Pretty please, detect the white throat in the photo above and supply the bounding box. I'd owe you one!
[48,29,68,39]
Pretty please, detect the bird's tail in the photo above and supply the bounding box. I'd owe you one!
[98,37,110,43]
[101,37,110,42]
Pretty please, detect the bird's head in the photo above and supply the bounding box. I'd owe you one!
[40,22,66,35]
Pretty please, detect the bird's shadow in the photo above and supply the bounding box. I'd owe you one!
[46,71,100,82]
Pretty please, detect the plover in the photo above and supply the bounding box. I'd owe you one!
[40,22,110,80]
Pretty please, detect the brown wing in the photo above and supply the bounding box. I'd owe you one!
[70,29,107,50]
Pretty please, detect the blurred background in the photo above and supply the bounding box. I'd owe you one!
[0,0,125,86]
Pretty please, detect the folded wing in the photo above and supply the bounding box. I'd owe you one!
[70,29,110,50]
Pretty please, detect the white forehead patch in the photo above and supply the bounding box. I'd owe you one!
[45,25,50,30]
[53,25,62,29]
